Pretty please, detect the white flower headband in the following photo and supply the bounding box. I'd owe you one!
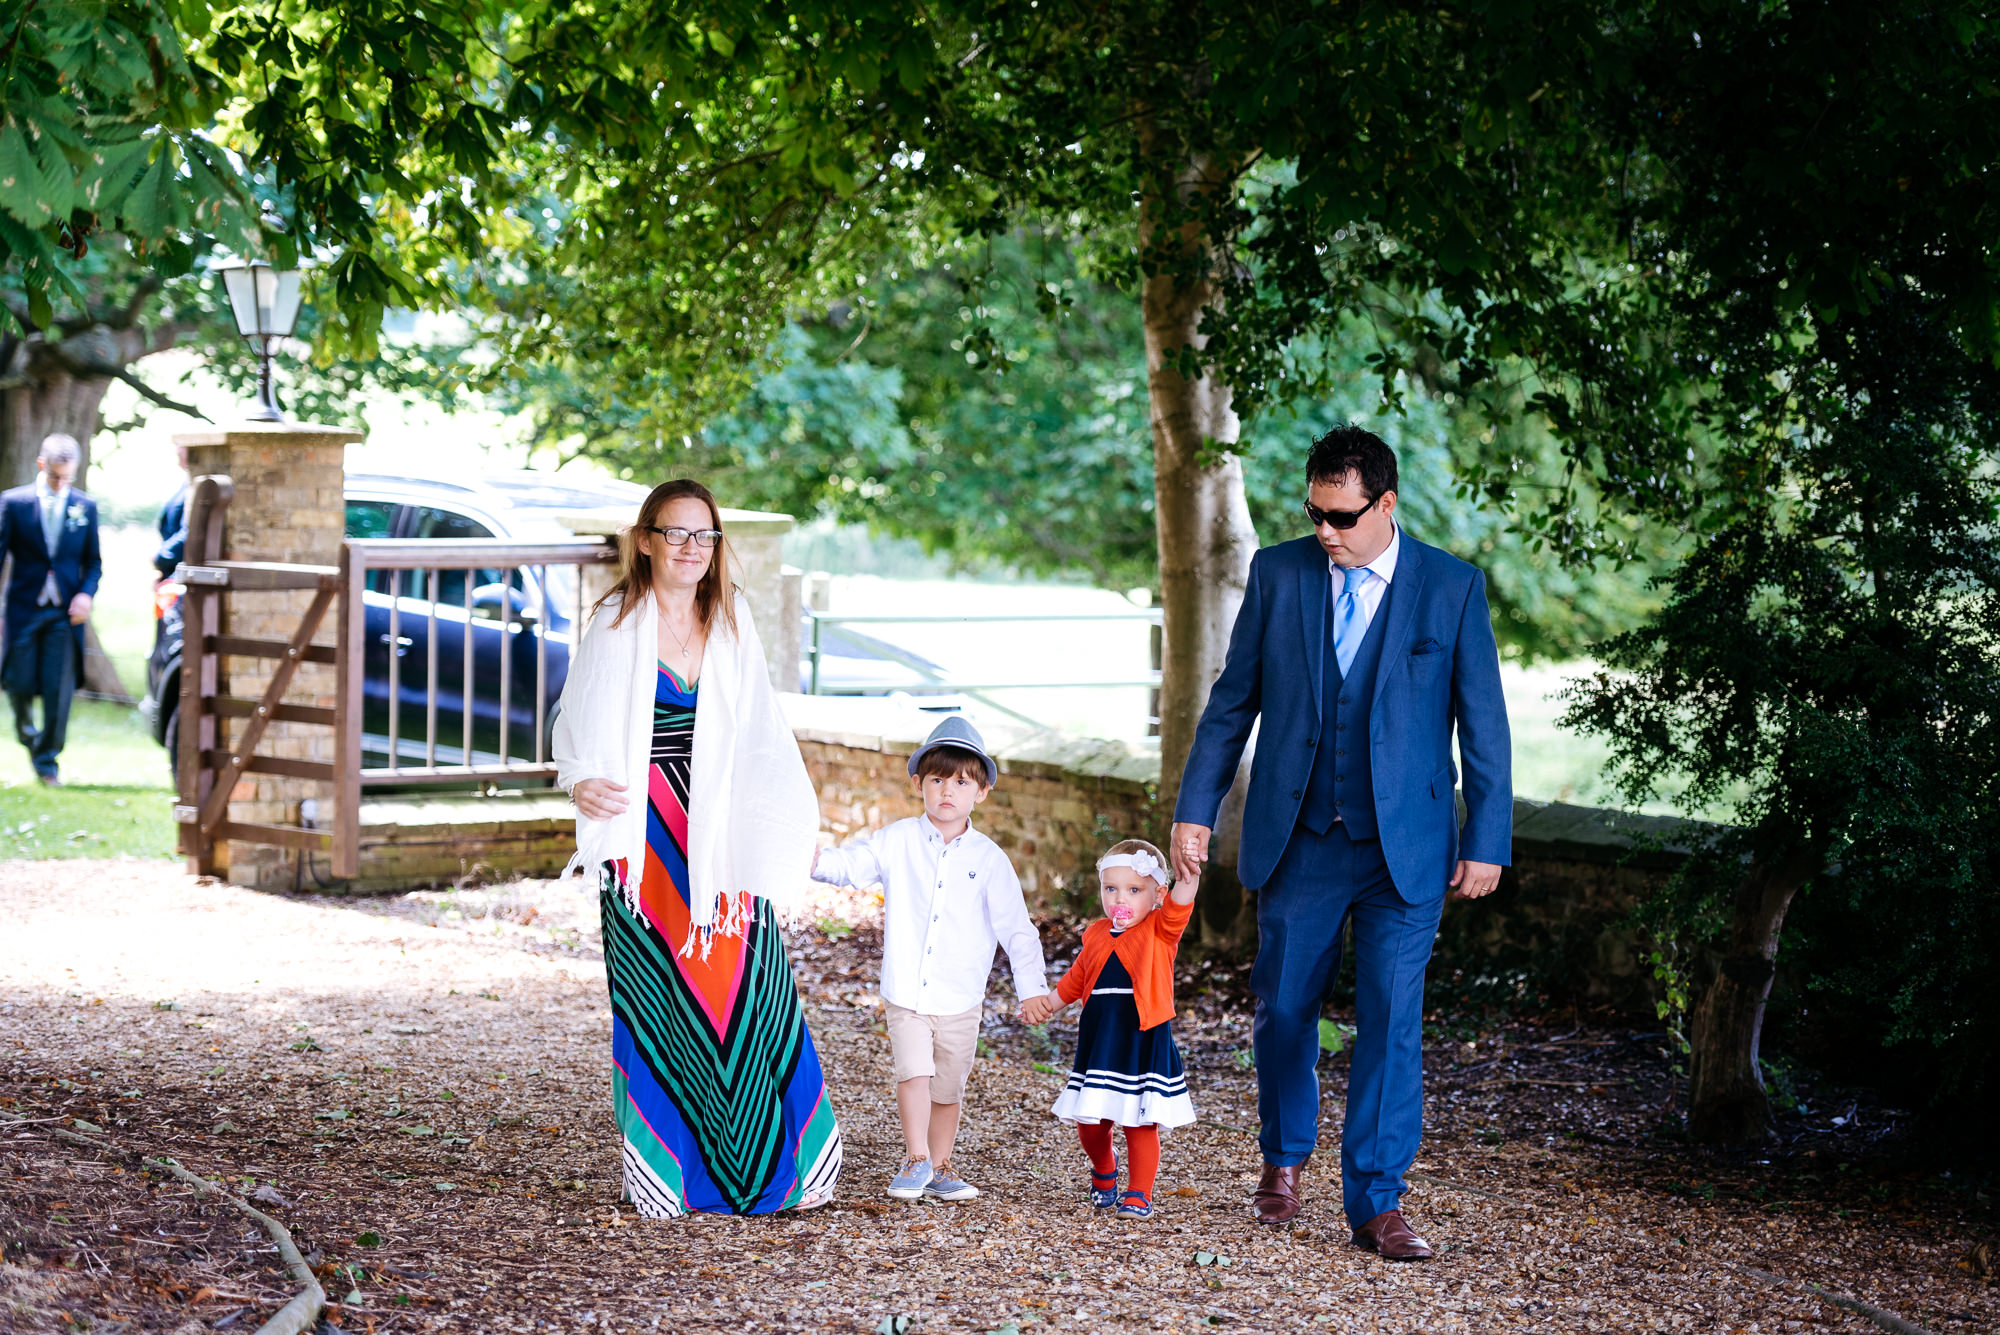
[1097,851,1168,885]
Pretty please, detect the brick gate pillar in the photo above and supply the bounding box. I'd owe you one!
[175,420,363,890]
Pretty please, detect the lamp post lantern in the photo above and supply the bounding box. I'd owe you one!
[216,260,304,423]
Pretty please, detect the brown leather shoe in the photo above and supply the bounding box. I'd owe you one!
[1252,1158,1307,1224]
[1351,1209,1434,1261]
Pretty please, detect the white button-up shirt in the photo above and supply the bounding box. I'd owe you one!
[1329,522,1401,635]
[812,815,1048,1015]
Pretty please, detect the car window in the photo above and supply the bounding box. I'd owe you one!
[346,501,399,594]
[346,500,397,538]
[409,507,494,542]
[405,507,497,605]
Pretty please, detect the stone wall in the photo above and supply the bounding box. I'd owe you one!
[794,702,1159,916]
[1434,800,1698,1014]
[351,792,576,894]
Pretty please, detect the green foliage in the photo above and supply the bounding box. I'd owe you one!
[1548,0,2000,1149]
[561,231,1668,657]
[0,0,249,319]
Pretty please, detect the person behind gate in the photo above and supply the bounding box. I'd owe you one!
[1,433,102,787]
[1169,425,1512,1261]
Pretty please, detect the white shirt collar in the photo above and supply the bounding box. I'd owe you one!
[1329,523,1400,585]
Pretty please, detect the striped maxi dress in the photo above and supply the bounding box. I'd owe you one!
[600,661,842,1215]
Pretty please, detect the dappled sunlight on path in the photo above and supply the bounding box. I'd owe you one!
[1,861,1990,1333]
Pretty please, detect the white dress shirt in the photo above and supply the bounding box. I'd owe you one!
[1330,522,1401,635]
[813,815,1049,1015]
[34,474,68,607]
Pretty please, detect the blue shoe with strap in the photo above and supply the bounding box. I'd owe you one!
[1116,1190,1153,1219]
[1089,1164,1119,1209]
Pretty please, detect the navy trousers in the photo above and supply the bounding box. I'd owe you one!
[7,606,78,779]
[1251,820,1443,1227]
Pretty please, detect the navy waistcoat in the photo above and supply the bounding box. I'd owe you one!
[1299,573,1394,839]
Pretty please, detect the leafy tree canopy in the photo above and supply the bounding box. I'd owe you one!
[539,230,1669,659]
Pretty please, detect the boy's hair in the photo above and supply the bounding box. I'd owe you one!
[913,744,990,785]
[1099,838,1169,886]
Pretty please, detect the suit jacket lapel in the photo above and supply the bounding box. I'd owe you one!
[16,494,51,560]
[1298,550,1326,720]
[1371,537,1426,711]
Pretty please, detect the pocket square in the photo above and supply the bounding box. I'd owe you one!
[1410,637,1443,655]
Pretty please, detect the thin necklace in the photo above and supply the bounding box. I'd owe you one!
[660,598,697,659]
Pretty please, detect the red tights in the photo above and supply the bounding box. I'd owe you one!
[1077,1120,1161,1200]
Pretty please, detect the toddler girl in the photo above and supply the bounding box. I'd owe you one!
[1021,839,1198,1218]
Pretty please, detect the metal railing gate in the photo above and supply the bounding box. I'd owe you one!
[171,474,616,880]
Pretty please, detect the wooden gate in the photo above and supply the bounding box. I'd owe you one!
[172,475,356,877]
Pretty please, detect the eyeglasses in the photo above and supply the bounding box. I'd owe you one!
[1303,496,1381,531]
[641,525,723,548]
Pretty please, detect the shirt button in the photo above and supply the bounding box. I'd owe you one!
[1339,695,1350,705]
[1337,749,1346,757]
[1291,789,1302,799]
[1335,774,1344,782]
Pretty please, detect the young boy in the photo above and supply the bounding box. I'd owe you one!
[811,715,1054,1202]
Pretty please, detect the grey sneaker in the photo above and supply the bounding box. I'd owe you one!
[886,1155,934,1200]
[923,1162,980,1201]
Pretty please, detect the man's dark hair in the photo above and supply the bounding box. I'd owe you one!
[1306,425,1399,501]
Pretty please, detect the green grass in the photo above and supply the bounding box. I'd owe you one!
[0,699,177,860]
[0,523,178,860]
[1503,659,1740,822]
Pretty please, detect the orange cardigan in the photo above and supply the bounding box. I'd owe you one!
[1053,898,1194,1032]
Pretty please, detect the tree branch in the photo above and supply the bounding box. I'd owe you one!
[111,368,210,421]
[108,275,165,331]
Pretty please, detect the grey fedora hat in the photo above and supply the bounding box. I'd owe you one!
[906,715,999,787]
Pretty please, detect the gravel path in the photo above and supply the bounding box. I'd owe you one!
[1,858,1992,1333]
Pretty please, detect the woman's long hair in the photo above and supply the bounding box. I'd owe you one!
[596,479,738,636]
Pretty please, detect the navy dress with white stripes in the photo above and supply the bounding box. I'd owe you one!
[1051,947,1197,1130]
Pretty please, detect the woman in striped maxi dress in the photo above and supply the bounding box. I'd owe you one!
[555,479,840,1216]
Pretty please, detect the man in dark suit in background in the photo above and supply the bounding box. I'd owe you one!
[154,444,190,578]
[1171,425,1512,1261]
[1,433,103,785]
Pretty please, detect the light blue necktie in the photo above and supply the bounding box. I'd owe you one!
[1333,565,1370,678]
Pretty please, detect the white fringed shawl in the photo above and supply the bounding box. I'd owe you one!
[551,587,819,950]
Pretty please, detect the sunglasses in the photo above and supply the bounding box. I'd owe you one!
[1303,495,1381,530]
[641,525,723,548]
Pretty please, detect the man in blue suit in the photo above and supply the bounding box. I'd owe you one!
[1,433,103,785]
[1171,426,1511,1260]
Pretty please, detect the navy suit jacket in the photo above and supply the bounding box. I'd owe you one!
[155,483,188,577]
[1173,531,1513,901]
[0,483,103,626]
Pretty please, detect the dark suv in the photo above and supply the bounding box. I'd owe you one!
[142,471,649,776]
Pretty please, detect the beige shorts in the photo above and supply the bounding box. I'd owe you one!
[884,1001,983,1104]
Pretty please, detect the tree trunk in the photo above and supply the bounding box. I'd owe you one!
[1685,834,1824,1144]
[1,346,110,489]
[1139,146,1260,948]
